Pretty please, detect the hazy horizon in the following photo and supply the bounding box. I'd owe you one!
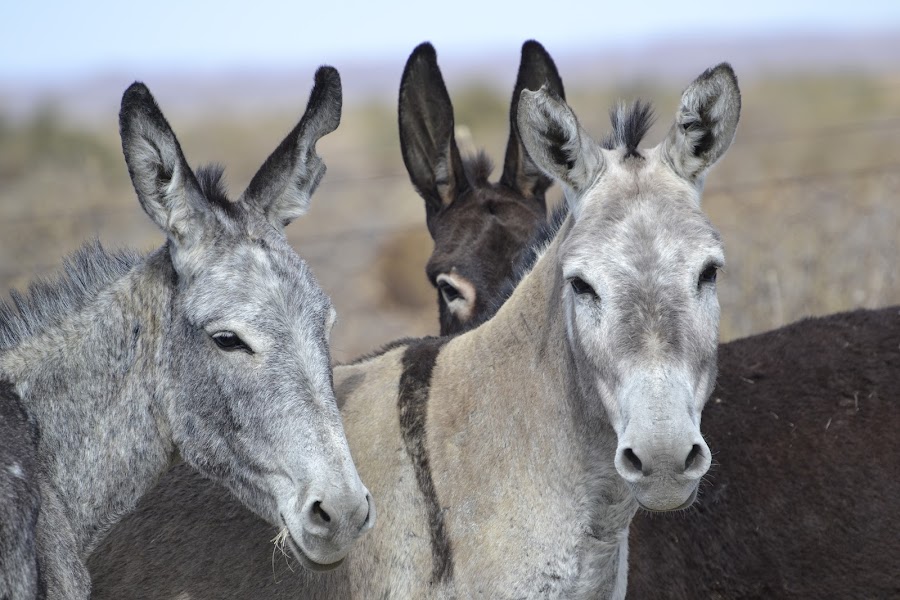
[3,0,899,85]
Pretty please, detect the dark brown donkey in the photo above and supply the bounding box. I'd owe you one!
[399,40,563,335]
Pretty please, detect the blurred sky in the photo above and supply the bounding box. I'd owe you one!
[2,0,899,83]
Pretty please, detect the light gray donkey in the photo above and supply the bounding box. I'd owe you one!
[88,62,740,599]
[0,67,375,599]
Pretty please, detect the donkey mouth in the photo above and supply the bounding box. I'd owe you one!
[636,485,698,513]
[279,516,346,572]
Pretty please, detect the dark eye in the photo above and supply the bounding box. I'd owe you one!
[211,331,252,354]
[570,277,598,299]
[438,280,463,303]
[699,264,718,286]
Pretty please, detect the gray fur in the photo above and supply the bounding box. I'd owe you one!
[0,381,42,600]
[661,63,741,183]
[0,68,373,598]
[0,245,141,351]
[87,63,740,599]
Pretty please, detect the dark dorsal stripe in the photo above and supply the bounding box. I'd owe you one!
[397,336,453,584]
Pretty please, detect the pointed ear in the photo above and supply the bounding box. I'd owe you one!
[119,82,208,247]
[398,42,470,231]
[516,86,603,209]
[500,40,565,206]
[240,66,342,228]
[663,63,741,183]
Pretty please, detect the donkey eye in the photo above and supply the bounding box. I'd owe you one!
[699,265,718,286]
[211,331,252,354]
[570,277,598,299]
[438,280,463,303]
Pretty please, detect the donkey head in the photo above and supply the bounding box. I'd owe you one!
[519,64,740,511]
[399,41,564,335]
[119,68,374,569]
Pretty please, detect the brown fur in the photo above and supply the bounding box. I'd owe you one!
[400,41,564,335]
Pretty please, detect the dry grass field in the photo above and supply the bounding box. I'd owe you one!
[1,68,898,361]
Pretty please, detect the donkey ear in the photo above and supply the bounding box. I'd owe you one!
[517,86,602,208]
[663,63,741,184]
[500,40,565,206]
[119,82,207,247]
[240,66,342,227]
[399,42,470,231]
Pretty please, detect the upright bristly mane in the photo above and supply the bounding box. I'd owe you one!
[601,100,655,157]
[194,164,235,212]
[0,165,237,351]
[462,151,494,186]
[0,242,143,350]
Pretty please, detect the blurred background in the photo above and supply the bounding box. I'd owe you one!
[1,1,898,361]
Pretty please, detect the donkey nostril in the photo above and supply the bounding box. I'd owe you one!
[364,493,373,523]
[312,500,331,524]
[684,444,702,472]
[623,448,643,474]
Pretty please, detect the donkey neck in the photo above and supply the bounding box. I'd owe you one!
[0,248,177,557]
[428,221,636,597]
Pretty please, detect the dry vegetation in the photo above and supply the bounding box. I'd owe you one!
[1,70,898,361]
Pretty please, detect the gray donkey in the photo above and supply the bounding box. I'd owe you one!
[0,67,375,598]
[88,59,741,598]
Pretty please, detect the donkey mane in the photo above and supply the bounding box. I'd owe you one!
[462,151,494,186]
[195,164,231,208]
[0,242,143,350]
[0,164,257,352]
[600,99,656,157]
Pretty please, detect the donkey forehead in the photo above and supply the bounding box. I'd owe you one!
[564,151,723,274]
[185,235,330,320]
[427,185,543,271]
[438,184,543,235]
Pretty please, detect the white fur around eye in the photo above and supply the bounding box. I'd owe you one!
[436,273,476,321]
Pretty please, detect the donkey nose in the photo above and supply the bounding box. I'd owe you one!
[615,439,711,483]
[302,488,375,540]
[617,447,647,479]
[681,443,710,479]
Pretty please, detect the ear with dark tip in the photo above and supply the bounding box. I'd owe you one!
[240,66,342,228]
[500,40,566,206]
[663,63,741,184]
[119,82,207,247]
[516,86,602,212]
[398,42,470,232]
